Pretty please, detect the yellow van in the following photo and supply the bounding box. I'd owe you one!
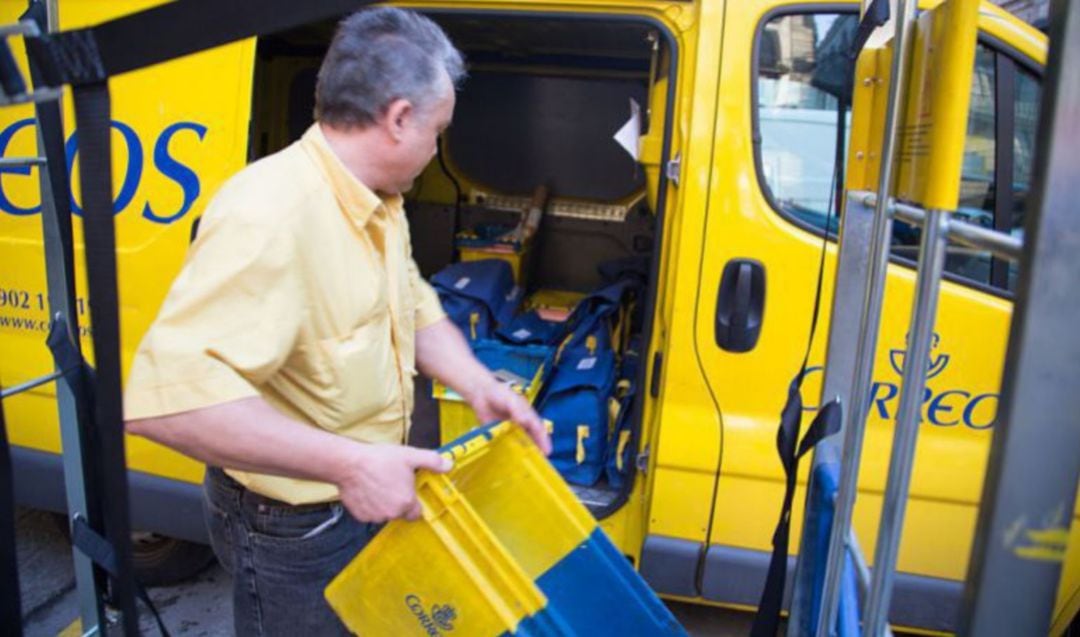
[0,0,1075,632]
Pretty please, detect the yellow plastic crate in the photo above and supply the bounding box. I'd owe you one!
[433,341,552,446]
[525,289,585,323]
[325,422,686,636]
[459,243,531,285]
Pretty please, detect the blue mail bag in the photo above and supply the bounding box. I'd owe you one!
[538,348,616,486]
[432,260,520,341]
[496,309,568,346]
[560,277,640,354]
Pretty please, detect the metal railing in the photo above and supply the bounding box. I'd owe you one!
[850,192,1024,262]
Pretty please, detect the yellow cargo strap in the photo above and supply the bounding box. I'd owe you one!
[608,397,621,428]
[576,426,590,464]
[616,430,632,471]
[555,332,574,363]
[469,312,480,340]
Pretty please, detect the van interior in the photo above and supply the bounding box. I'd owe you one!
[250,11,674,515]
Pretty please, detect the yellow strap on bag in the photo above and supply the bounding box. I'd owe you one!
[555,331,574,363]
[616,430,632,472]
[576,425,590,464]
[469,312,480,340]
[608,397,622,430]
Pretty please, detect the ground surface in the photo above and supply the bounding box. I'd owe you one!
[15,506,756,636]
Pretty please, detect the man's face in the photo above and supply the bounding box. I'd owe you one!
[390,74,455,194]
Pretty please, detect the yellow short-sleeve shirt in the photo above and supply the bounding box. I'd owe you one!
[125,124,446,504]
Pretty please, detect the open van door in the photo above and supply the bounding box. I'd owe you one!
[685,1,1058,631]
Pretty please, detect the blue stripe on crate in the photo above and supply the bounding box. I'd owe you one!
[437,421,500,454]
[521,528,687,635]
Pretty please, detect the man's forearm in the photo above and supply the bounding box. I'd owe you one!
[126,397,361,485]
[415,318,496,402]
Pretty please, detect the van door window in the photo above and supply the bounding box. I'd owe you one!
[755,12,858,232]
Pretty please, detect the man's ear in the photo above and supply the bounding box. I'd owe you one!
[383,98,414,142]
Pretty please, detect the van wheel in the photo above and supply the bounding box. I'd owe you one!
[131,532,215,587]
[52,514,215,586]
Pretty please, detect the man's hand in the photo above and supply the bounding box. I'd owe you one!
[333,444,453,523]
[465,378,552,455]
[415,318,551,454]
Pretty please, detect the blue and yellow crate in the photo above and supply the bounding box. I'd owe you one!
[325,422,686,636]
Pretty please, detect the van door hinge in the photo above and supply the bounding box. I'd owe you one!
[636,445,651,474]
[665,153,681,187]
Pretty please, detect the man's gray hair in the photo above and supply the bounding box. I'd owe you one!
[315,7,465,128]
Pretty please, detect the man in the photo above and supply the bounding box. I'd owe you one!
[124,8,549,635]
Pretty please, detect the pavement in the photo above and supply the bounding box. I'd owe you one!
[14,505,756,636]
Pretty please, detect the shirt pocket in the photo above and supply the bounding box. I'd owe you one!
[313,311,398,430]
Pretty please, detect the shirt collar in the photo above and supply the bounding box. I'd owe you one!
[300,123,403,229]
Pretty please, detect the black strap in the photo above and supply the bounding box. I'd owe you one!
[0,393,23,637]
[71,517,170,636]
[67,80,142,637]
[751,71,850,636]
[24,3,77,303]
[46,319,172,637]
[850,0,891,59]
[0,29,25,98]
[751,393,842,637]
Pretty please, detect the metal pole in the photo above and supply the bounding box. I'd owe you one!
[0,370,61,399]
[959,0,1080,633]
[816,1,919,634]
[787,196,876,637]
[0,156,45,167]
[863,208,949,635]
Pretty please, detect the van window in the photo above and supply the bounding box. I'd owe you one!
[1008,67,1041,290]
[755,11,1043,293]
[756,12,858,231]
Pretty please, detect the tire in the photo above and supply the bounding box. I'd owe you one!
[52,513,215,587]
[130,531,215,587]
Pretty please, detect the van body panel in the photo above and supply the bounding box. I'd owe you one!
[0,0,1074,631]
[0,1,255,487]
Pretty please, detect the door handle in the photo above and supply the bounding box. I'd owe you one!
[715,258,766,352]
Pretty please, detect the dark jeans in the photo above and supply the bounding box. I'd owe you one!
[203,467,375,636]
